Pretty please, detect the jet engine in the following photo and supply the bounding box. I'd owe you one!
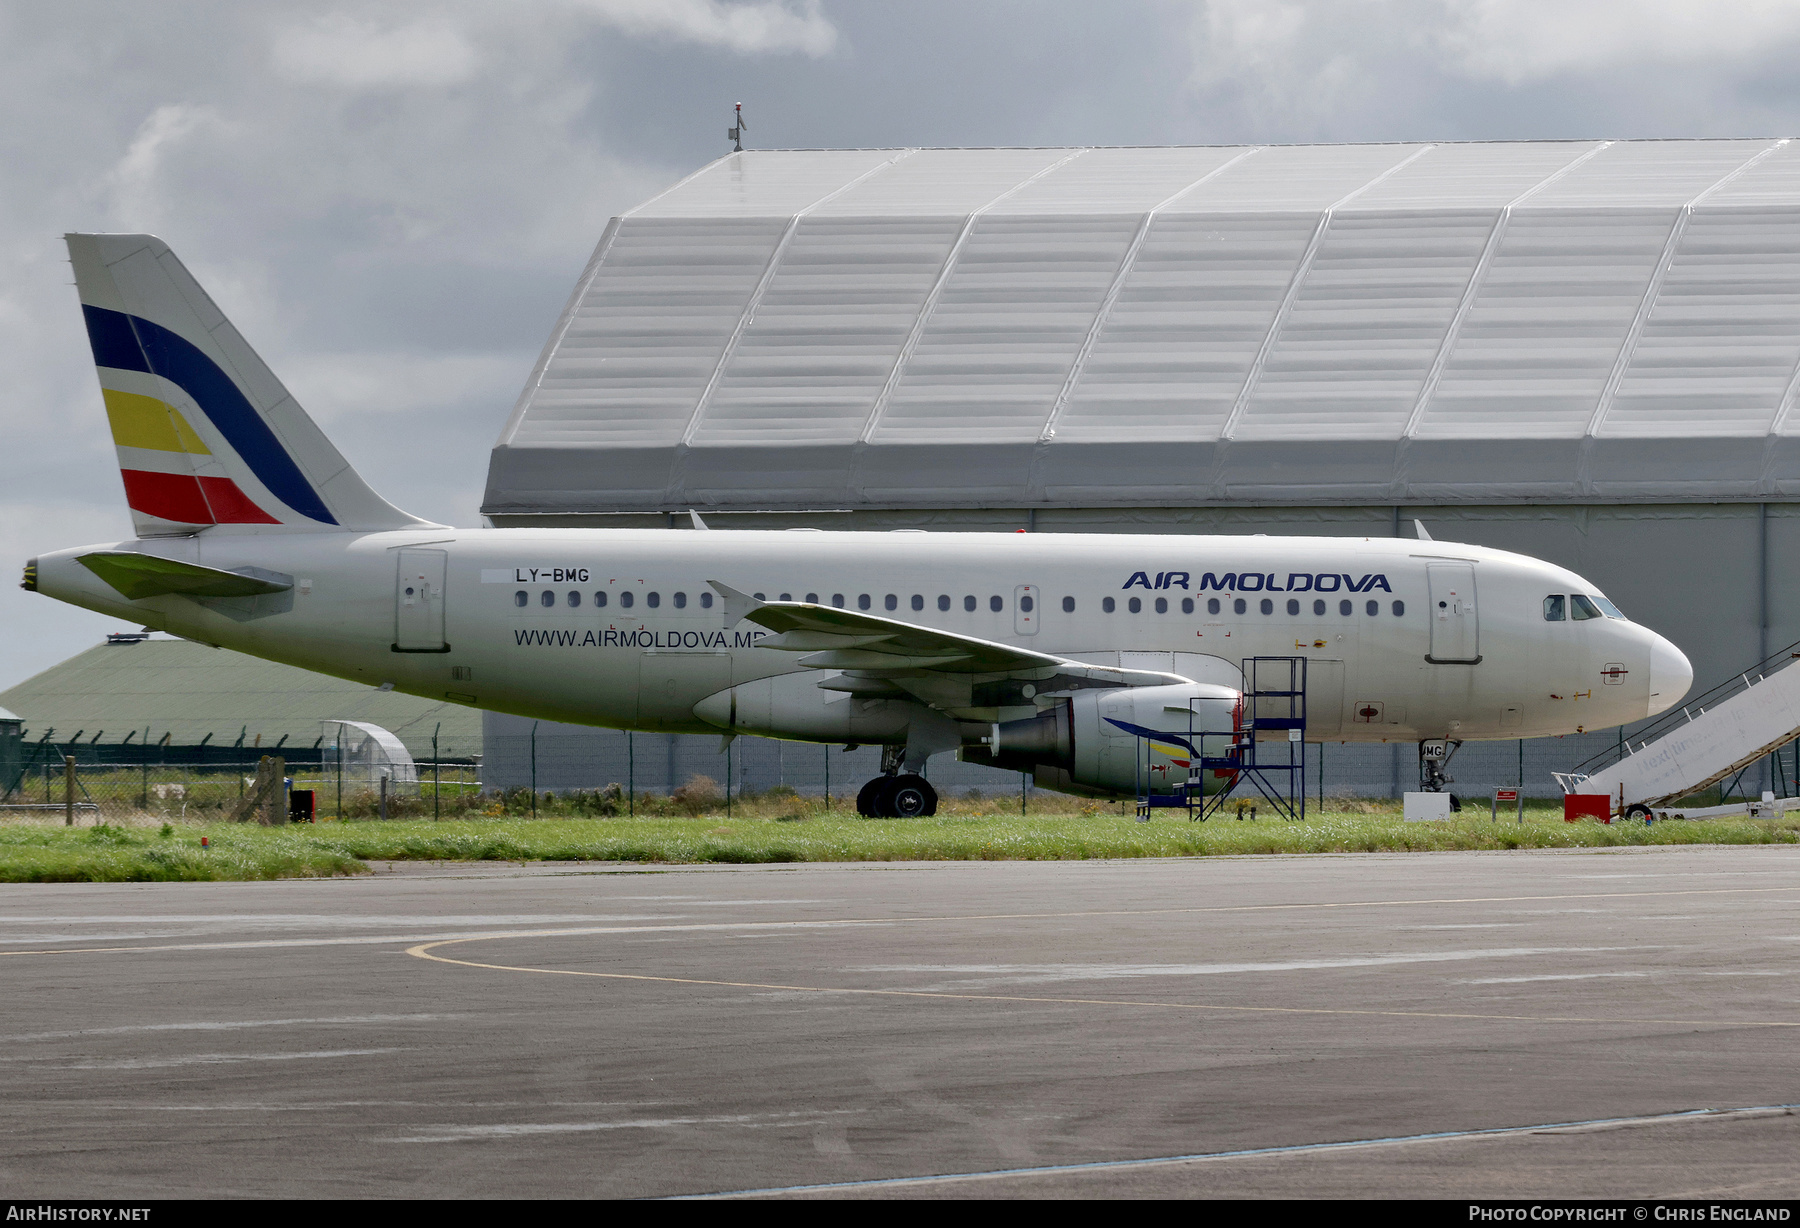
[962,682,1243,798]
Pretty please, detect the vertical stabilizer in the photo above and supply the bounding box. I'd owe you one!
[66,233,435,536]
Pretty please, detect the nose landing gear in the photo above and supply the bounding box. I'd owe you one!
[1419,738,1464,810]
[856,746,938,818]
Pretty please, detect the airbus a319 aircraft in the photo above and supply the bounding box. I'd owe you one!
[23,235,1695,815]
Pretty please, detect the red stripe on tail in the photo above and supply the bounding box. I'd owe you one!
[197,476,280,524]
[120,469,211,524]
[120,469,280,525]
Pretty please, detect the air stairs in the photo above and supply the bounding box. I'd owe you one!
[1134,656,1308,822]
[1559,640,1800,817]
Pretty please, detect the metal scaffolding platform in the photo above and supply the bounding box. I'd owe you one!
[1134,656,1309,822]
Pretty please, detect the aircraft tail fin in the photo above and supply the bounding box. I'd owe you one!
[65,233,434,537]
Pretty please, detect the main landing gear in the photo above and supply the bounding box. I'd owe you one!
[856,746,939,818]
[1419,738,1464,812]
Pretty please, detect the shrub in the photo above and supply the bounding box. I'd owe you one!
[671,775,722,815]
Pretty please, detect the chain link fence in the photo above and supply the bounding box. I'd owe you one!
[0,759,483,824]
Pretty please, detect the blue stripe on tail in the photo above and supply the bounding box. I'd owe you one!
[81,305,337,525]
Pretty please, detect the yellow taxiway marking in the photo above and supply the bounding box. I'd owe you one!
[2,883,1797,959]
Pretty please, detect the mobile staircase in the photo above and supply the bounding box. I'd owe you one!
[1135,656,1308,821]
[1558,639,1800,819]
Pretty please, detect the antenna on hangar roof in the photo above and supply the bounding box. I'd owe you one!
[728,102,747,153]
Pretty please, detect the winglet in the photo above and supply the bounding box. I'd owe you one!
[706,580,761,629]
[1414,519,1433,541]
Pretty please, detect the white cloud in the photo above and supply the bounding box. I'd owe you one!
[272,14,482,89]
[1187,0,1800,133]
[570,0,839,56]
[270,1,836,95]
[1435,1,1800,83]
[106,104,230,231]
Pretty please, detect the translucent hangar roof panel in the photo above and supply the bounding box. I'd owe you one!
[487,140,1800,513]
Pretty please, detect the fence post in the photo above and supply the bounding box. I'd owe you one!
[433,724,440,821]
[530,721,538,818]
[64,755,76,826]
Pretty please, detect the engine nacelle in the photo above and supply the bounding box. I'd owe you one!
[965,683,1243,798]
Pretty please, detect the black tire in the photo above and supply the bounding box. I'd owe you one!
[1448,794,1462,813]
[856,776,893,818]
[1625,803,1653,823]
[889,775,937,818]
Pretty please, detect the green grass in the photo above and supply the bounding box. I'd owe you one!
[3,803,1798,882]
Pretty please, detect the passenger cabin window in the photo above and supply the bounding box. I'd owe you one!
[911,594,923,611]
[1392,600,1405,617]
[938,595,951,611]
[1365,600,1379,616]
[673,592,686,609]
[1312,599,1325,616]
[883,594,896,611]
[514,590,527,607]
[646,592,660,608]
[1154,597,1167,614]
[1259,598,1273,615]
[963,595,976,612]
[1339,599,1352,616]
[1020,595,1034,612]
[1286,599,1300,615]
[1062,596,1076,613]
[856,594,870,611]
[831,594,845,608]
[754,592,766,601]
[1102,597,1116,613]
[594,591,607,608]
[539,590,554,608]
[567,591,581,608]
[1571,594,1603,621]
[1232,598,1246,614]
[805,593,818,604]
[700,592,713,609]
[620,591,634,609]
[989,595,1003,612]
[1181,598,1193,614]
[1543,595,1565,621]
[1128,597,1142,613]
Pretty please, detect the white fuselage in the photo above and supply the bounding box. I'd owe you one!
[33,527,1690,750]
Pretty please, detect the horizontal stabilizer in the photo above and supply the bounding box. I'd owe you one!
[76,551,292,600]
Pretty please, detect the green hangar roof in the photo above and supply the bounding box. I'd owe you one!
[0,637,480,757]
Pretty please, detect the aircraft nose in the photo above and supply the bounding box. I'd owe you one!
[1646,634,1692,717]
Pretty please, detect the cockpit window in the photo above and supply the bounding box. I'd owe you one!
[1570,594,1603,621]
[1543,595,1565,621]
[1591,595,1626,620]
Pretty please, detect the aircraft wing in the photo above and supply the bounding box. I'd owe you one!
[707,581,1188,694]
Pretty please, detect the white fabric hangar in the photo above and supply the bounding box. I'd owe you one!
[483,140,1800,797]
[489,139,1800,516]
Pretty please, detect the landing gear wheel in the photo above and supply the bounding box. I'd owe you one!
[856,776,895,818]
[1625,803,1653,823]
[1448,794,1462,813]
[888,775,937,818]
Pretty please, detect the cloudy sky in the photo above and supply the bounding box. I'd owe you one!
[5,0,1800,690]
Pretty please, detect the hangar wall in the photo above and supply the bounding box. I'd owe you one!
[479,141,1800,800]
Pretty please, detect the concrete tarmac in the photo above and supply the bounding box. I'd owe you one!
[1,845,1797,1200]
